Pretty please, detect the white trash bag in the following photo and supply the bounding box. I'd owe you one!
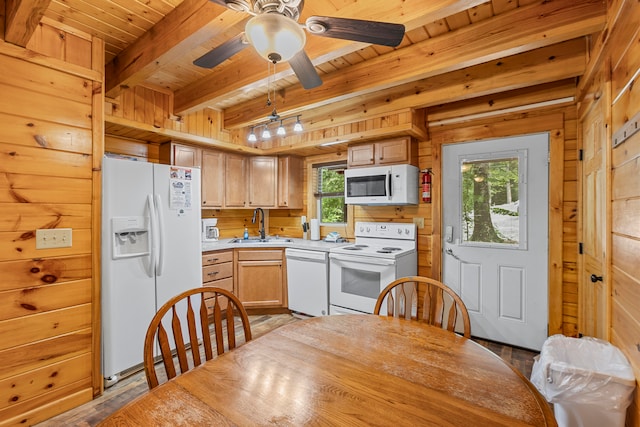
[530,334,635,427]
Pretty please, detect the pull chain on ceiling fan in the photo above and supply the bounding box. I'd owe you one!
[194,0,405,90]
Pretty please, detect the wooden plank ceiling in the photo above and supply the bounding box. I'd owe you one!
[28,0,605,145]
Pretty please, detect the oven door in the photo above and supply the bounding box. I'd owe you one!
[329,253,396,314]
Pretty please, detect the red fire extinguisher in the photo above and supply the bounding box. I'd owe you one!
[422,170,432,203]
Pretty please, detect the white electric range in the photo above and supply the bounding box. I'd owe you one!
[329,221,417,315]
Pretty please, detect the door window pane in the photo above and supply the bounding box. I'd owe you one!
[460,156,521,247]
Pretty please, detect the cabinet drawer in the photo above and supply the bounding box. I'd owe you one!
[204,277,234,294]
[202,262,233,283]
[202,250,233,266]
[236,249,283,261]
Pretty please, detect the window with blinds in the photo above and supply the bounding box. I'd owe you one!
[313,163,347,224]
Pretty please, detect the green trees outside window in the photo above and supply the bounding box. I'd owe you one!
[316,164,347,224]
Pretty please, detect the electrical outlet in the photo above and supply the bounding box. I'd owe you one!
[413,217,424,229]
[36,228,73,249]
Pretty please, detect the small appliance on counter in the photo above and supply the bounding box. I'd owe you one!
[202,218,219,242]
[324,232,346,243]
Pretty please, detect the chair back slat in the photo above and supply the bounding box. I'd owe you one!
[225,301,237,349]
[144,286,252,389]
[185,296,202,367]
[212,294,225,355]
[199,294,213,361]
[171,306,189,374]
[374,276,471,338]
[156,323,176,381]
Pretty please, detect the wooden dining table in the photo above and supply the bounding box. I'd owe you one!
[98,314,556,426]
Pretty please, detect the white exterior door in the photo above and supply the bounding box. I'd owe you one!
[442,133,549,350]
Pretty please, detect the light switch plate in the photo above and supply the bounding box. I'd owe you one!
[413,217,425,229]
[36,228,73,249]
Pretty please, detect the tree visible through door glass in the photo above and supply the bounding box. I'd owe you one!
[461,157,519,246]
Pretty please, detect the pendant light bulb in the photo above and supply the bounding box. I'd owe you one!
[248,127,257,142]
[262,127,272,139]
[277,121,286,136]
[293,116,303,132]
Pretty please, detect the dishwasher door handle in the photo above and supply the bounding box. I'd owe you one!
[286,255,326,263]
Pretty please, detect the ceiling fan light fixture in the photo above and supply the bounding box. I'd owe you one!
[276,121,286,136]
[261,127,272,139]
[293,116,303,132]
[245,13,306,63]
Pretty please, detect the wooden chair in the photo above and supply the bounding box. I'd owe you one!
[374,276,471,338]
[143,286,252,389]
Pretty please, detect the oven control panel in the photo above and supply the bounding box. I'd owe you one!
[355,222,416,240]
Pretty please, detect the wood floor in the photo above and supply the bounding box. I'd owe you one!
[36,314,541,427]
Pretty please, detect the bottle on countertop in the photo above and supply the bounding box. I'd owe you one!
[243,227,249,240]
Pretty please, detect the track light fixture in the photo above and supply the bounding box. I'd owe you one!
[246,114,304,142]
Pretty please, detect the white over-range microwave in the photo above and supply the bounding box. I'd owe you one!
[344,164,419,205]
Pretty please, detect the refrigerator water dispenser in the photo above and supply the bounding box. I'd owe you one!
[111,216,150,259]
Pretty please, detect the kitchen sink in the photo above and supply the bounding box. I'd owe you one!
[229,238,293,244]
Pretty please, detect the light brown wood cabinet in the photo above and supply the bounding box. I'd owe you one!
[235,249,286,309]
[161,142,226,208]
[277,155,303,209]
[347,137,416,167]
[202,250,234,315]
[161,144,302,210]
[224,153,247,208]
[248,156,277,208]
[201,150,224,208]
[161,142,202,167]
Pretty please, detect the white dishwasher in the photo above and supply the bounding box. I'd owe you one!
[285,248,329,316]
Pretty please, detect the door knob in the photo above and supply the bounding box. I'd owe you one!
[590,274,603,283]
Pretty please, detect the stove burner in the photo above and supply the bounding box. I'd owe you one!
[377,249,393,253]
[354,244,369,248]
[343,246,363,251]
[381,247,402,251]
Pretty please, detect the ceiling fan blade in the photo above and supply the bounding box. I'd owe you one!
[289,50,322,90]
[305,16,405,47]
[194,33,248,69]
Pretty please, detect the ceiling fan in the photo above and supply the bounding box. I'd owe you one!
[194,0,406,89]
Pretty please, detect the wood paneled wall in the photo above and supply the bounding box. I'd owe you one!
[0,21,103,426]
[606,0,640,423]
[106,85,231,143]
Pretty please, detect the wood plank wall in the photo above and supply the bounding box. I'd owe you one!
[606,0,640,423]
[0,20,103,426]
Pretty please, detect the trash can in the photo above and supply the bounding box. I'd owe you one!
[530,334,636,427]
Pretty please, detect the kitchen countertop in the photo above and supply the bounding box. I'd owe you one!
[202,237,350,253]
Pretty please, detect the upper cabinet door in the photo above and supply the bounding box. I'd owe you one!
[278,156,303,209]
[201,150,224,208]
[173,144,202,167]
[348,144,375,167]
[224,154,247,208]
[248,156,277,208]
[375,138,410,165]
[347,138,415,168]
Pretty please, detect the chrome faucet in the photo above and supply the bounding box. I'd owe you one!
[252,207,265,240]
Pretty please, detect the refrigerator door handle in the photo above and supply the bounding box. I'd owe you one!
[154,194,165,276]
[145,194,156,278]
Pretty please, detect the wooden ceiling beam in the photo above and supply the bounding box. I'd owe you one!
[299,39,585,132]
[104,0,246,97]
[222,0,604,129]
[173,0,489,114]
[4,0,51,47]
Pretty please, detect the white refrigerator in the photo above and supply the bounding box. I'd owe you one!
[101,156,202,385]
